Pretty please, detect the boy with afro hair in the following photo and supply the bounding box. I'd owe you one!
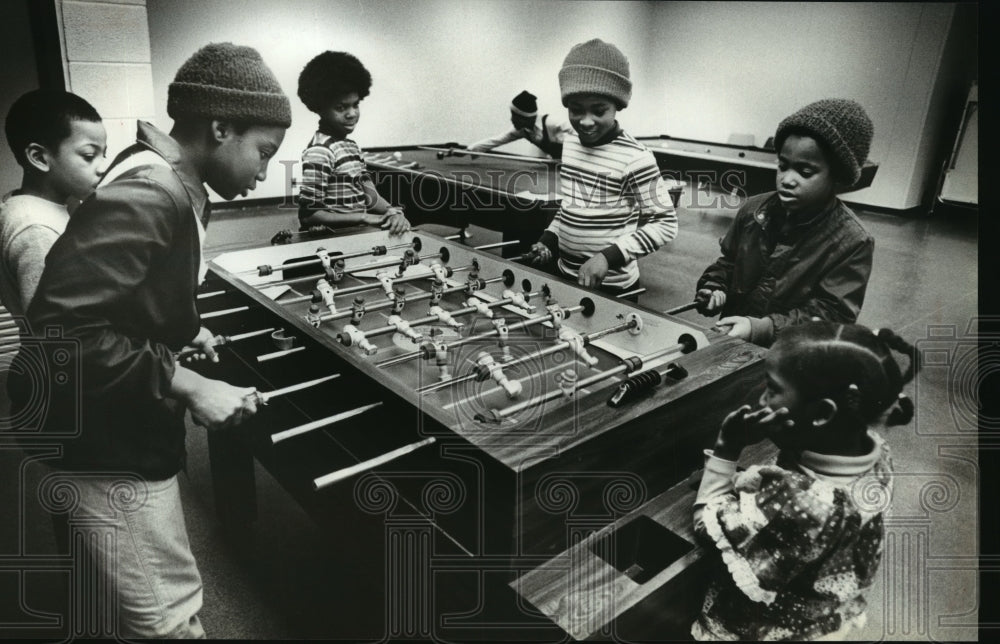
[297,51,409,234]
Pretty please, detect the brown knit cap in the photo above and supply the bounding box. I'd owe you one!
[774,99,873,186]
[168,42,291,127]
[559,39,632,108]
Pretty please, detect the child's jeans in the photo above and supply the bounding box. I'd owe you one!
[49,472,205,638]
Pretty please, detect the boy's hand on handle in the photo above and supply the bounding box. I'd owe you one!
[578,254,609,288]
[380,210,411,235]
[187,378,260,431]
[715,404,792,458]
[695,288,726,315]
[715,316,751,340]
[529,242,552,265]
[180,326,223,363]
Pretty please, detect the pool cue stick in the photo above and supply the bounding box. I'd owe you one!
[313,437,437,490]
[270,402,383,445]
[197,290,227,300]
[417,146,555,165]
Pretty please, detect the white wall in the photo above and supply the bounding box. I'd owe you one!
[143,0,971,210]
[644,2,959,209]
[57,0,156,161]
[146,0,657,204]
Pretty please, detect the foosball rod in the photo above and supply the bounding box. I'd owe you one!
[481,333,697,421]
[311,275,506,326]
[376,301,588,369]
[270,401,383,445]
[236,238,420,276]
[337,249,443,278]
[353,288,542,342]
[665,300,699,315]
[249,373,341,405]
[249,256,452,290]
[617,287,646,299]
[250,236,509,289]
[340,238,524,277]
[313,437,437,490]
[416,313,641,394]
[200,306,250,320]
[280,261,477,305]
[257,346,306,362]
[464,240,521,252]
[175,327,276,361]
[269,225,336,245]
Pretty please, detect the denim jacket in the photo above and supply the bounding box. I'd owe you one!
[697,192,874,347]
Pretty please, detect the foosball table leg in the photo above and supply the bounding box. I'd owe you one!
[207,428,258,554]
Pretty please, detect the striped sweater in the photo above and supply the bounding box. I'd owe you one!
[297,130,368,224]
[542,130,678,290]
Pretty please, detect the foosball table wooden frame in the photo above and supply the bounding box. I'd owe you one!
[194,227,765,639]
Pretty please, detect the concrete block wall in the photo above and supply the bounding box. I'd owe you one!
[56,0,155,158]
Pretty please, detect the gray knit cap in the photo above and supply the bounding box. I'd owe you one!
[559,39,632,108]
[774,99,874,186]
[168,42,292,127]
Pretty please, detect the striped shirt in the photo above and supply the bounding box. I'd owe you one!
[297,131,368,223]
[546,130,678,289]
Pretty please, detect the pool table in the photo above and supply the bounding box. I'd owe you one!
[637,135,878,199]
[363,143,560,256]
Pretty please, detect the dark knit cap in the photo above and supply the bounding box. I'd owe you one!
[775,99,873,186]
[510,91,538,118]
[168,42,291,127]
[559,39,632,108]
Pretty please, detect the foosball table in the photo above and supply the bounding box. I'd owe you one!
[194,228,765,638]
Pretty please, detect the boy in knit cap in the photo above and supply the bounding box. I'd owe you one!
[695,98,875,347]
[8,42,291,638]
[0,90,106,316]
[297,51,410,234]
[528,39,678,299]
[468,90,575,158]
